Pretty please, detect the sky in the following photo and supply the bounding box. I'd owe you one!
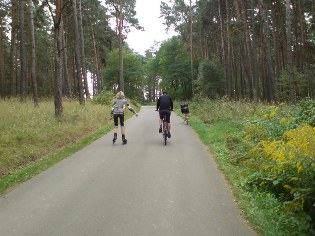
[125,0,176,55]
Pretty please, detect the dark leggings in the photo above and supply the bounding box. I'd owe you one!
[113,114,124,127]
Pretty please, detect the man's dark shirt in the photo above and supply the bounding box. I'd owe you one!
[156,94,173,111]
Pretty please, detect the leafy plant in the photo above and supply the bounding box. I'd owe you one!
[92,88,114,105]
[196,60,224,99]
[296,98,315,126]
[243,103,315,225]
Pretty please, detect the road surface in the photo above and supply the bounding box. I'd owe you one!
[0,106,256,236]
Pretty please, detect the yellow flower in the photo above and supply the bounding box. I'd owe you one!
[279,118,290,126]
[297,161,303,174]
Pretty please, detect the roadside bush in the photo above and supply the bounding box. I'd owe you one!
[189,98,260,124]
[190,99,314,234]
[195,60,224,99]
[296,98,315,126]
[225,132,252,164]
[247,104,299,141]
[243,103,315,226]
[92,88,114,105]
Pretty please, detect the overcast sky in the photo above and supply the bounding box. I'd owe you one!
[125,0,176,55]
[101,0,176,55]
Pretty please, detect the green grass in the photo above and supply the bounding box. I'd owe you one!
[0,125,113,195]
[187,99,314,236]
[0,98,122,195]
[1,98,313,235]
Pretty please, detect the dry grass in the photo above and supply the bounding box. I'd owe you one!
[0,98,111,178]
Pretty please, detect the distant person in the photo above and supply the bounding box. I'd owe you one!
[110,91,138,144]
[180,101,189,125]
[180,101,189,114]
[156,91,173,138]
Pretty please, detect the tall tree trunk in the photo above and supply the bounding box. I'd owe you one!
[270,3,282,79]
[19,0,27,102]
[0,10,4,98]
[217,0,228,95]
[239,0,255,100]
[118,0,124,92]
[61,18,72,98]
[54,0,64,117]
[88,15,102,94]
[189,0,193,97]
[233,0,253,99]
[72,0,85,104]
[225,0,233,98]
[29,0,39,107]
[250,0,260,100]
[285,0,296,103]
[77,0,90,99]
[9,0,18,97]
[258,0,277,102]
[297,0,307,70]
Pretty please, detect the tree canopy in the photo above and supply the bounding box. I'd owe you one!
[0,0,314,108]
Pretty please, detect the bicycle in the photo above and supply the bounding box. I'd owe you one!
[162,114,168,145]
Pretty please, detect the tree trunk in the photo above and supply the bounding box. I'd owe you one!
[54,0,64,118]
[88,15,102,94]
[29,0,39,107]
[258,0,277,102]
[19,0,27,102]
[61,18,72,98]
[250,0,260,100]
[224,0,233,98]
[9,0,17,97]
[285,0,296,103]
[189,0,193,97]
[239,0,255,100]
[72,0,85,105]
[233,0,252,99]
[297,0,307,71]
[270,3,281,80]
[119,0,124,92]
[77,0,90,99]
[218,0,228,95]
[0,11,4,99]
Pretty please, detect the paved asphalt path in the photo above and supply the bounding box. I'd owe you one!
[0,106,257,236]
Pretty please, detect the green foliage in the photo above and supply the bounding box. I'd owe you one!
[296,98,315,126]
[189,98,260,124]
[0,99,111,179]
[92,88,114,105]
[142,53,159,102]
[278,69,312,102]
[157,37,192,100]
[246,104,299,141]
[195,60,224,99]
[190,99,314,234]
[243,188,313,236]
[103,47,145,100]
[242,103,315,226]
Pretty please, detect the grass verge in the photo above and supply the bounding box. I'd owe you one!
[0,98,137,195]
[0,125,113,195]
[185,99,314,236]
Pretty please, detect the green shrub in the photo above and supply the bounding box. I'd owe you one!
[92,88,114,105]
[248,105,299,140]
[296,98,315,126]
[244,103,315,225]
[196,60,224,99]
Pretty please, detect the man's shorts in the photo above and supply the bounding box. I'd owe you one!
[159,110,171,123]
